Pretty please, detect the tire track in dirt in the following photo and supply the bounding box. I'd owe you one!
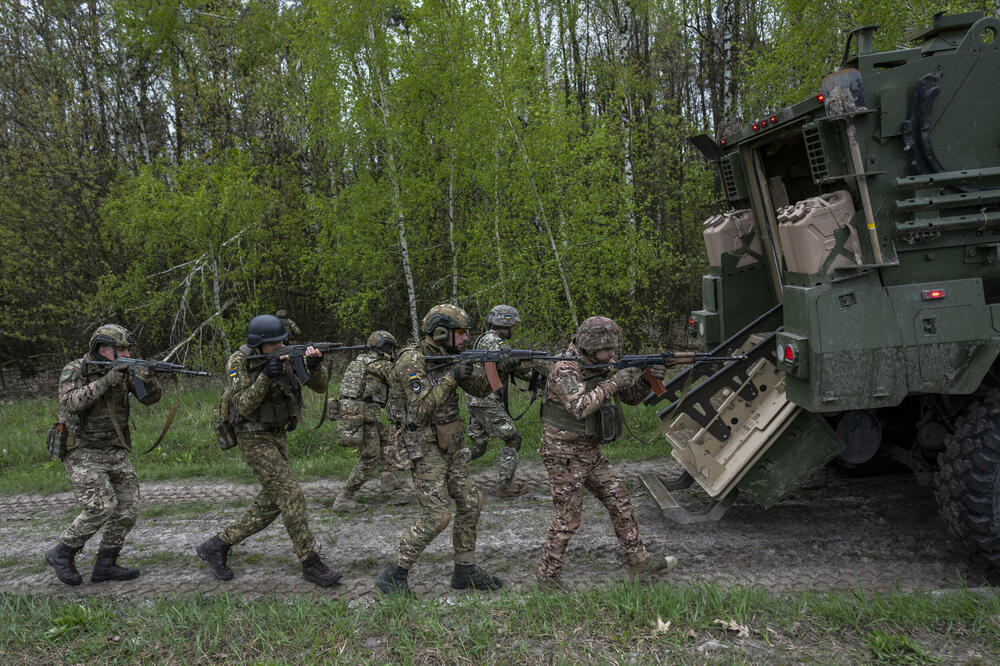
[1,461,993,600]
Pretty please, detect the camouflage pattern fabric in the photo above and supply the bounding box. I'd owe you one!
[219,432,316,561]
[343,420,389,494]
[278,317,302,343]
[216,346,329,561]
[389,338,492,568]
[537,344,652,580]
[467,403,521,485]
[59,355,162,451]
[59,447,140,550]
[398,439,481,568]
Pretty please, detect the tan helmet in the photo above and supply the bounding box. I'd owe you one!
[367,330,397,356]
[422,303,470,344]
[486,304,520,328]
[89,324,135,351]
[573,316,623,353]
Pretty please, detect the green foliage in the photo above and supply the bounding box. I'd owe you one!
[868,629,937,664]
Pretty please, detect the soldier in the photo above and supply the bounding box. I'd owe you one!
[45,324,161,586]
[332,330,403,511]
[195,314,341,587]
[375,304,515,595]
[466,304,535,497]
[276,308,302,344]
[536,316,677,588]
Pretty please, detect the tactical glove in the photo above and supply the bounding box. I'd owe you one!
[102,366,129,388]
[497,355,521,376]
[646,364,668,380]
[610,367,641,390]
[449,361,475,382]
[263,357,284,378]
[305,354,322,369]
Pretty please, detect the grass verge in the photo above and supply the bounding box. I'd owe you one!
[2,583,997,664]
[0,380,672,494]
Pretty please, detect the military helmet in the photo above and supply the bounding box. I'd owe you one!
[486,304,520,328]
[573,316,623,352]
[246,314,288,348]
[89,324,135,351]
[421,304,470,336]
[367,330,397,355]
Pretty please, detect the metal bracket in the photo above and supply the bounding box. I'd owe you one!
[640,473,738,525]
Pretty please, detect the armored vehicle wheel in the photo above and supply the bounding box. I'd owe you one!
[934,389,1000,567]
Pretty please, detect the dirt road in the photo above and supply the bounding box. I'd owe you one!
[1,460,992,600]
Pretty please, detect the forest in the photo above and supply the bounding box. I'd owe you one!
[1,0,993,372]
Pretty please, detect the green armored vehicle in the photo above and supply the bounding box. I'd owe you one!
[649,11,1000,566]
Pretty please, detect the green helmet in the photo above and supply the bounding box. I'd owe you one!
[573,316,623,353]
[486,304,520,328]
[367,330,397,356]
[89,324,135,351]
[421,303,470,337]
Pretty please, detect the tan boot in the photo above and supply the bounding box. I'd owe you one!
[628,553,678,579]
[496,480,528,498]
[332,491,364,512]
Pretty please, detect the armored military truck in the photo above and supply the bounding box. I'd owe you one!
[648,11,1000,567]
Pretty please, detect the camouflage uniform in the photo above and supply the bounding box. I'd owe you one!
[466,329,531,487]
[56,356,161,550]
[276,309,302,344]
[537,340,653,581]
[340,350,393,495]
[216,345,329,562]
[391,339,493,568]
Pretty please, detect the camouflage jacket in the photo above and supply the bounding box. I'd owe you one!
[226,345,329,431]
[390,338,493,442]
[466,329,541,408]
[338,350,392,422]
[59,354,162,450]
[541,343,649,446]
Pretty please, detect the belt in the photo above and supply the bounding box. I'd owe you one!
[234,423,286,434]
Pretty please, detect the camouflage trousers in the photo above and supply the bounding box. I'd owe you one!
[219,432,316,562]
[467,403,521,486]
[538,428,647,579]
[60,445,139,550]
[396,439,482,568]
[343,421,388,495]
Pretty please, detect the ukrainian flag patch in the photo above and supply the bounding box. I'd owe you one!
[228,369,238,377]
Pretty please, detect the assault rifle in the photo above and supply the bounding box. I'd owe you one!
[425,349,570,391]
[582,352,748,396]
[247,342,368,384]
[83,358,211,400]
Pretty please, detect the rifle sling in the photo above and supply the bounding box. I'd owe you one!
[106,394,131,451]
[143,375,180,455]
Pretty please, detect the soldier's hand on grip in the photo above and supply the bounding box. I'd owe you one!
[104,365,130,387]
[450,360,475,382]
[263,357,285,378]
[610,367,641,389]
[647,364,668,380]
[497,355,521,375]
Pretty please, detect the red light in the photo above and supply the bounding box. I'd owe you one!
[784,345,795,362]
[760,119,768,127]
[688,317,695,327]
[769,115,777,123]
[922,289,947,301]
[816,94,825,102]
[752,123,759,131]
[720,138,726,145]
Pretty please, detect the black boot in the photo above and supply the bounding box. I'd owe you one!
[91,547,140,583]
[375,562,413,596]
[45,542,82,586]
[196,535,233,581]
[301,551,342,587]
[450,564,502,591]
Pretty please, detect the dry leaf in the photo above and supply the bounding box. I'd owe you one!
[713,618,750,637]
[654,617,671,634]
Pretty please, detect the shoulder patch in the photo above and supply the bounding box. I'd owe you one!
[409,379,423,394]
[59,367,74,382]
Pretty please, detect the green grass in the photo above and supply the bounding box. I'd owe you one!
[0,380,673,495]
[2,584,996,663]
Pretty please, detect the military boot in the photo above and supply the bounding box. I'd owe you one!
[450,564,502,591]
[628,553,678,580]
[196,535,234,581]
[375,562,413,596]
[332,490,364,512]
[301,551,342,587]
[496,480,528,498]
[45,542,83,586]
[91,547,140,583]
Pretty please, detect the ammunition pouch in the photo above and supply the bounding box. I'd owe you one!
[337,398,365,447]
[595,403,624,444]
[540,400,623,444]
[213,419,238,451]
[434,420,465,453]
[46,422,69,461]
[325,398,341,421]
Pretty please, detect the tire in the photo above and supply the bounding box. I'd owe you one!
[934,389,1000,568]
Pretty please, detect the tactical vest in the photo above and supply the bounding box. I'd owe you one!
[540,372,604,436]
[232,344,302,431]
[340,351,389,424]
[74,362,132,448]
